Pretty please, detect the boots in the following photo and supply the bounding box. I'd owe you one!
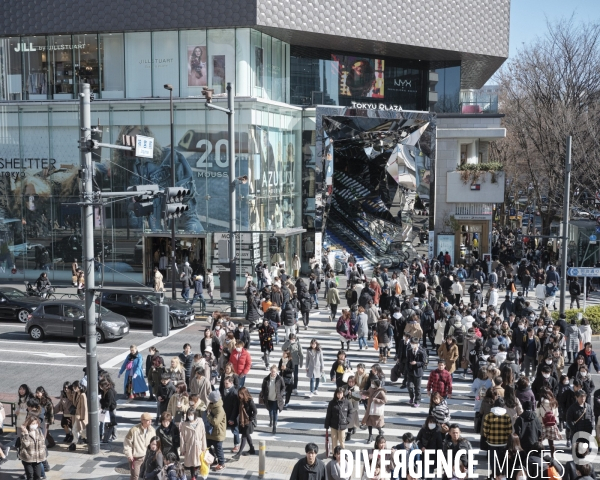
[243,446,256,456]
[269,415,273,428]
[272,421,277,434]
[346,342,350,351]
[366,434,373,444]
[345,431,352,442]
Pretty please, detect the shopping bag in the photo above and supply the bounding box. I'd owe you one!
[373,333,379,350]
[369,401,385,416]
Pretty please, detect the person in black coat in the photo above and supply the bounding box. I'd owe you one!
[324,388,355,449]
[554,313,568,335]
[416,415,444,465]
[178,343,194,387]
[406,337,428,406]
[234,323,251,349]
[278,351,295,406]
[99,379,117,443]
[513,400,542,453]
[245,288,263,330]
[199,328,221,360]
[566,390,594,438]
[222,376,240,452]
[290,443,326,480]
[232,387,258,459]
[156,411,180,459]
[531,365,558,401]
[298,287,312,330]
[329,350,352,388]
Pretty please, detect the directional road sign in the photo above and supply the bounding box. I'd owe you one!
[597,226,600,233]
[567,267,600,277]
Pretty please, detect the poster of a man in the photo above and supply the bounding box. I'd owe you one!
[187,46,207,87]
[334,55,384,98]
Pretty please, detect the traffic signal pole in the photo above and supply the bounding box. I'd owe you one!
[167,86,177,300]
[227,83,237,313]
[78,84,100,454]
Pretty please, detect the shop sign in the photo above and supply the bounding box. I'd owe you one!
[351,101,403,111]
[428,231,435,259]
[214,232,258,244]
[453,214,491,221]
[14,43,87,52]
[0,158,57,177]
[135,136,154,159]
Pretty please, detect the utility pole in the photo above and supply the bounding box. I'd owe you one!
[559,135,572,315]
[164,85,177,299]
[78,84,99,454]
[203,83,238,313]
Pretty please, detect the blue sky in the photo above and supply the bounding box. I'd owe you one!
[509,0,600,58]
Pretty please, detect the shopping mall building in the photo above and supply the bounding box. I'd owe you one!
[0,0,510,288]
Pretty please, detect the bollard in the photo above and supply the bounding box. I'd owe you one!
[258,440,266,478]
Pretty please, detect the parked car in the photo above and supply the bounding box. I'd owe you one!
[97,291,195,328]
[0,287,48,323]
[26,300,129,343]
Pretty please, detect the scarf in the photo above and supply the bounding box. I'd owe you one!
[239,402,250,427]
[127,352,139,362]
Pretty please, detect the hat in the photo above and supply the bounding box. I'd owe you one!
[576,390,587,398]
[410,337,420,345]
[208,391,221,403]
[141,412,153,421]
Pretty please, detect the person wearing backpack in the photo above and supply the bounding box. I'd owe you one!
[164,452,188,480]
[535,393,561,457]
[513,400,542,454]
[420,306,435,353]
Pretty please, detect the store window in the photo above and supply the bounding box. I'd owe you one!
[73,34,99,96]
[207,29,235,95]
[125,32,152,98]
[152,31,179,97]
[433,62,461,113]
[271,39,283,102]
[22,36,48,100]
[47,35,74,99]
[235,29,251,97]
[99,33,124,98]
[179,30,207,98]
[0,37,23,100]
[251,30,263,96]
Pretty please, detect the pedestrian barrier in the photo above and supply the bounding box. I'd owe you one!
[258,440,266,478]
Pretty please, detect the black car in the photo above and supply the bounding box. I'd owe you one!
[98,291,195,328]
[26,300,129,343]
[0,287,47,323]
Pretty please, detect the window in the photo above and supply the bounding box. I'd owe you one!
[179,29,207,97]
[64,305,83,318]
[22,36,48,100]
[207,29,235,95]
[99,33,124,98]
[73,34,99,96]
[0,37,23,100]
[152,31,179,97]
[48,35,74,99]
[44,304,62,316]
[125,32,152,98]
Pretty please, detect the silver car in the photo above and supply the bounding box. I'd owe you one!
[26,300,129,343]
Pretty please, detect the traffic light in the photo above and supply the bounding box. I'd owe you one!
[269,236,282,254]
[122,135,136,157]
[163,187,191,219]
[127,184,159,217]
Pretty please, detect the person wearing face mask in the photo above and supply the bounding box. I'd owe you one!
[180,406,207,478]
[156,412,180,460]
[532,365,558,402]
[577,342,600,373]
[230,341,252,388]
[258,318,276,370]
[535,390,561,457]
[521,327,541,380]
[406,337,428,408]
[576,366,595,404]
[535,355,559,382]
[415,415,443,466]
[234,323,250,350]
[19,415,47,480]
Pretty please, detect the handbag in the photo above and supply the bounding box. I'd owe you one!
[342,368,355,383]
[126,361,134,370]
[369,401,385,416]
[202,449,215,465]
[69,405,77,415]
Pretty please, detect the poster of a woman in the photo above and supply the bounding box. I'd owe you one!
[187,46,207,87]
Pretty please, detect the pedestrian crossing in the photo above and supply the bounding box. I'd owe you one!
[111,310,580,473]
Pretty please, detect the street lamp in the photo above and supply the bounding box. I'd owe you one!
[203,83,237,312]
[164,84,177,300]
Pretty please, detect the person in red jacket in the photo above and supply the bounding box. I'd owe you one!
[230,340,252,387]
[427,359,453,399]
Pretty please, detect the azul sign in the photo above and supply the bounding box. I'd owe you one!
[351,101,403,111]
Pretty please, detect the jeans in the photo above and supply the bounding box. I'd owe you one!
[571,295,581,309]
[407,374,422,403]
[239,375,246,387]
[230,424,240,446]
[302,311,309,327]
[191,293,206,309]
[358,336,367,349]
[310,377,320,393]
[267,400,279,424]
[523,287,529,297]
[207,439,225,466]
[181,287,190,300]
[311,293,319,309]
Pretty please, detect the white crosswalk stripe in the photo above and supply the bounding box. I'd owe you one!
[112,310,579,471]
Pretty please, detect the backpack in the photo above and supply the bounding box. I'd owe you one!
[395,283,401,295]
[476,385,487,401]
[337,320,348,334]
[457,270,465,280]
[345,289,353,301]
[375,276,384,288]
[542,410,557,427]
[451,324,465,345]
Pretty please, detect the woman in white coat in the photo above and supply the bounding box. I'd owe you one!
[434,316,447,349]
[580,318,592,346]
[306,339,325,396]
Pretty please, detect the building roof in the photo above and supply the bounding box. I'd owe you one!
[1,0,510,88]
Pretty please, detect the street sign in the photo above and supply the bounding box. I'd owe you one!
[135,135,154,158]
[596,226,600,233]
[590,235,597,241]
[567,267,600,277]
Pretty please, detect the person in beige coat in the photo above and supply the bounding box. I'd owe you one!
[66,381,88,451]
[359,379,387,443]
[123,413,156,480]
[166,383,189,424]
[179,408,207,479]
[154,267,164,292]
[190,367,212,408]
[437,337,459,374]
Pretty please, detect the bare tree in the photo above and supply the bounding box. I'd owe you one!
[494,19,600,235]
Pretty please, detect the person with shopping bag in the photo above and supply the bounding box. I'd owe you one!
[359,379,387,443]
